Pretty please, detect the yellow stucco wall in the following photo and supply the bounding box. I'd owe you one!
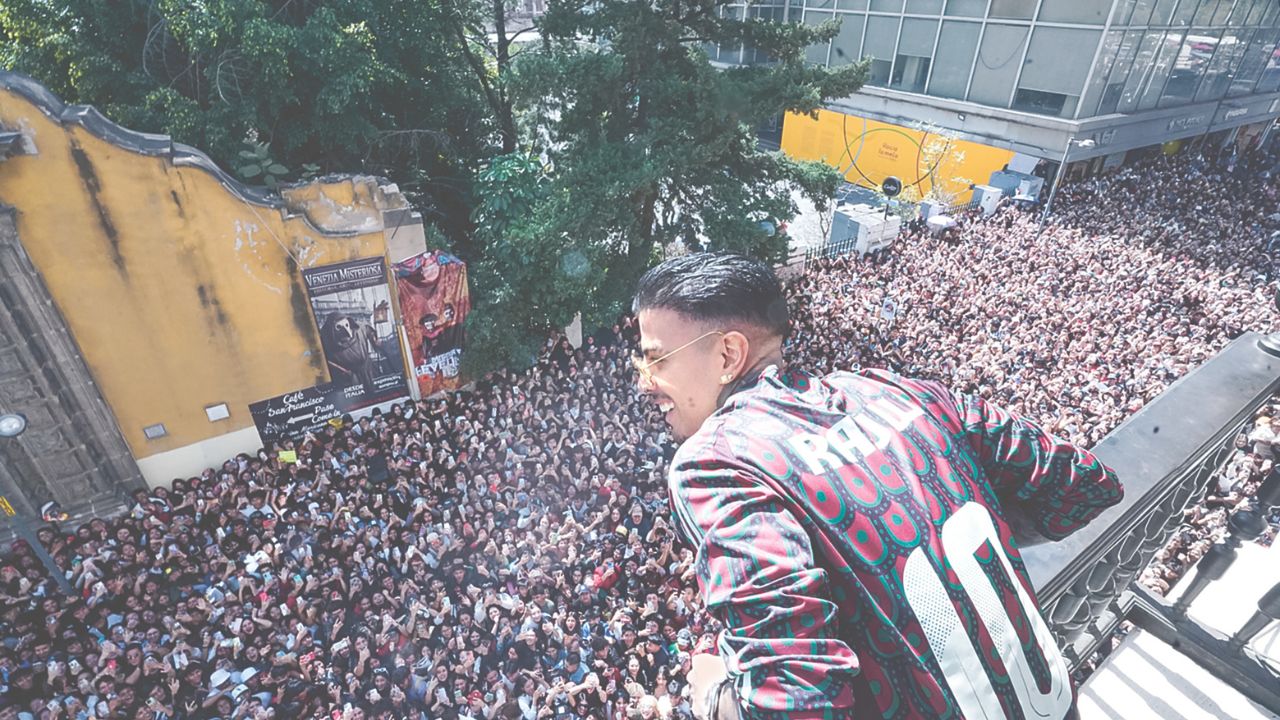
[781,108,1016,202]
[0,81,391,459]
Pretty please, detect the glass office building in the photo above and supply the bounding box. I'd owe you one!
[723,0,1280,172]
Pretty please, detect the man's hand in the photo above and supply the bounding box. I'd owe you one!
[689,654,735,720]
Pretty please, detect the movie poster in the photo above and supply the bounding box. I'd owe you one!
[303,257,409,406]
[394,251,470,397]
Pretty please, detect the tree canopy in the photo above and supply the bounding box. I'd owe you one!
[1,0,867,375]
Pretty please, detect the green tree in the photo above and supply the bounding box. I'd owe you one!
[0,0,492,248]
[465,0,867,371]
[2,0,867,377]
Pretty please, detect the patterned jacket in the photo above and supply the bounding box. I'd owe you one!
[668,366,1122,719]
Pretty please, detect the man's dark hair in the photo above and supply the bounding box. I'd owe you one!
[632,253,789,338]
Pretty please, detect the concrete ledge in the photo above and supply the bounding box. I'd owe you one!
[134,425,265,487]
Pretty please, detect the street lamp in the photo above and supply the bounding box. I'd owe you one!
[1040,136,1097,224]
[0,410,75,594]
[0,412,26,438]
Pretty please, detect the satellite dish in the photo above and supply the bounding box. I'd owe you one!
[882,176,902,198]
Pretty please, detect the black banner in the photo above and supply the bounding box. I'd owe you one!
[248,383,369,445]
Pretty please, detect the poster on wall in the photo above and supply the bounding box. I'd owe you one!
[303,257,409,406]
[394,251,470,397]
[249,383,361,444]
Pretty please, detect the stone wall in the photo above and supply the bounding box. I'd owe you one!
[0,205,144,520]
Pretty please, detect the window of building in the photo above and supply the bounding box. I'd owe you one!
[1135,31,1185,110]
[968,23,1029,107]
[905,0,944,13]
[988,0,1034,20]
[1148,0,1179,26]
[744,5,784,64]
[1161,30,1219,106]
[1244,0,1269,26]
[1209,0,1236,25]
[1257,0,1279,26]
[864,14,901,86]
[1171,0,1202,26]
[1038,0,1110,25]
[1112,0,1137,25]
[1258,0,1279,25]
[891,18,938,92]
[830,12,867,65]
[1262,0,1280,27]
[1080,30,1124,117]
[1231,29,1280,95]
[713,4,745,65]
[1013,26,1099,117]
[1257,33,1280,92]
[892,55,932,91]
[928,20,982,98]
[1116,30,1163,112]
[1226,0,1248,25]
[1227,29,1267,95]
[870,0,904,11]
[1193,0,1221,26]
[1128,0,1157,27]
[1098,30,1145,114]
[836,0,869,11]
[944,0,987,18]
[1196,27,1248,100]
[804,9,834,65]
[1261,0,1279,25]
[1012,89,1071,115]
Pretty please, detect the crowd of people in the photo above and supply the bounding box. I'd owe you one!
[789,153,1279,450]
[787,148,1280,593]
[4,145,1280,720]
[2,323,718,720]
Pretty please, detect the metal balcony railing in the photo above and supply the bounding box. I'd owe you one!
[1020,331,1280,711]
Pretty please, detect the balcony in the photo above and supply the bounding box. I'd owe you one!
[1022,331,1280,717]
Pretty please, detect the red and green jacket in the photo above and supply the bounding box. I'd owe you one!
[668,366,1122,719]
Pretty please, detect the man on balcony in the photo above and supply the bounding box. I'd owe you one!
[632,253,1123,720]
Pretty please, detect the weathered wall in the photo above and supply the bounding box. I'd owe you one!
[0,204,144,519]
[0,72,413,467]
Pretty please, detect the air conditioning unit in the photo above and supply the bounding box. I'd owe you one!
[988,170,1045,201]
[829,203,901,256]
[919,200,947,221]
[971,185,1003,217]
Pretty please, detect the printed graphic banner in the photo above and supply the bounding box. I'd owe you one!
[248,383,363,445]
[781,109,1016,202]
[303,257,408,406]
[394,251,469,397]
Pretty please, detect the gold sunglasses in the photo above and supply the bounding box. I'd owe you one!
[631,330,725,385]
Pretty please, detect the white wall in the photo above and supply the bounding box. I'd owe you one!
[135,425,263,487]
[134,395,412,487]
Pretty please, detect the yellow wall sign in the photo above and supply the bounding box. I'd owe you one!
[780,109,1016,203]
[0,495,15,516]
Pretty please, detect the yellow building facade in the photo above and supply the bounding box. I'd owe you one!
[0,72,421,486]
[781,108,1016,204]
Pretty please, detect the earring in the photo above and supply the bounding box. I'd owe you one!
[720,374,733,384]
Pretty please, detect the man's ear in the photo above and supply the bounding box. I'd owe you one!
[718,331,751,383]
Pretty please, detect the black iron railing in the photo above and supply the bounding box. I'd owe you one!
[1020,331,1280,711]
